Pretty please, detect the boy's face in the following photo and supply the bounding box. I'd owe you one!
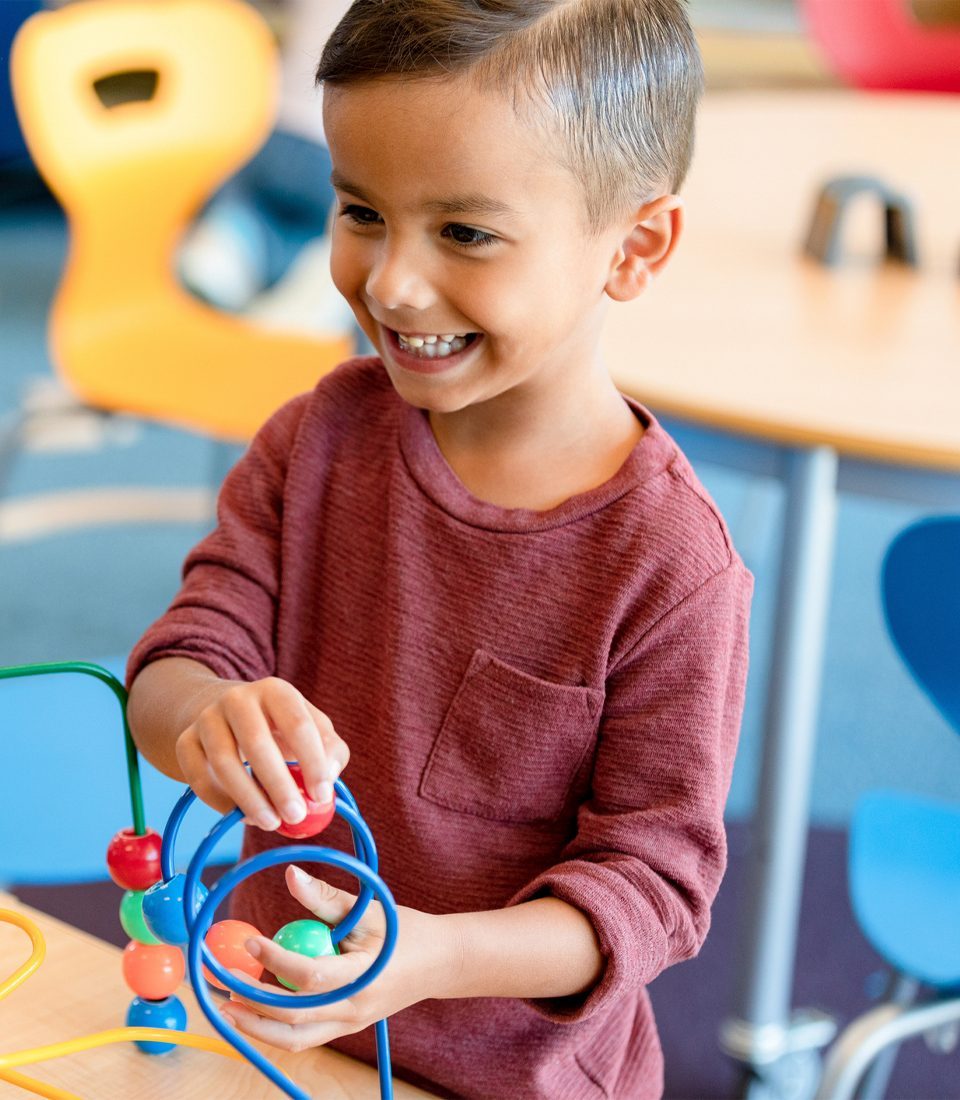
[324,74,640,416]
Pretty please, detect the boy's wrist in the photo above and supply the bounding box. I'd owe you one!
[416,910,467,1001]
[421,900,604,1003]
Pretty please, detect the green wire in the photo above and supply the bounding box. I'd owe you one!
[0,660,146,835]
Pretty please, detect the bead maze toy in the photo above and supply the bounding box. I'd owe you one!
[0,661,400,1099]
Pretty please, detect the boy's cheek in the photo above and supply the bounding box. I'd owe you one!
[329,247,358,301]
[330,273,371,333]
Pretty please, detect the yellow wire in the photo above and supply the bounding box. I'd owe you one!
[0,909,46,999]
[0,909,247,1099]
[0,1065,80,1100]
[0,1027,244,1071]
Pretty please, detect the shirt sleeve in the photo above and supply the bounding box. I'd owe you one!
[125,397,306,688]
[507,561,753,1022]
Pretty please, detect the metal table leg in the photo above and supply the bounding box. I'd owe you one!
[721,445,840,1098]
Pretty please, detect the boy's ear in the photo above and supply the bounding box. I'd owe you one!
[604,195,684,303]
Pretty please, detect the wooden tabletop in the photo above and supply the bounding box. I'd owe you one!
[0,894,432,1099]
[604,91,960,472]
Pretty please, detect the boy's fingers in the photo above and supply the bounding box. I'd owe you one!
[210,743,285,830]
[216,967,306,1021]
[215,967,317,1023]
[307,702,350,780]
[219,1000,346,1052]
[272,948,368,998]
[176,679,348,828]
[220,690,305,825]
[261,686,334,804]
[224,951,367,1015]
[285,866,362,927]
[175,735,232,814]
[192,709,286,828]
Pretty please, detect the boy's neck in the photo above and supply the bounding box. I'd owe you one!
[427,370,644,512]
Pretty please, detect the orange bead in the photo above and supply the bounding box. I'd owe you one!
[121,940,185,1000]
[203,919,265,990]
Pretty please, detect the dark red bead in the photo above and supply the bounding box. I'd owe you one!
[276,764,336,839]
[106,827,163,891]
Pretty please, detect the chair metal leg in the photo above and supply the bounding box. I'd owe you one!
[852,973,920,1100]
[722,446,840,1098]
[815,995,960,1100]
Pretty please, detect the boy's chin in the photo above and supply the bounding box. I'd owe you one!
[382,370,481,417]
[390,378,471,416]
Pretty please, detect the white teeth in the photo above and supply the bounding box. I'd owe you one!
[397,332,469,343]
[397,331,473,360]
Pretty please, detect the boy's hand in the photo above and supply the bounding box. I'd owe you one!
[175,678,349,830]
[217,865,460,1051]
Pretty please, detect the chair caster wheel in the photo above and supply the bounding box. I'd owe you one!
[740,1051,822,1100]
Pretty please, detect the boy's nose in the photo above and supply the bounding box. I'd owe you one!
[365,244,436,313]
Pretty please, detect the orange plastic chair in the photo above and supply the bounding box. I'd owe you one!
[10,0,352,444]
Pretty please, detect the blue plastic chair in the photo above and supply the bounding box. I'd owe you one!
[0,656,239,887]
[816,516,960,1100]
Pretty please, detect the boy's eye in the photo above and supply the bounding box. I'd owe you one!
[443,223,497,249]
[340,203,382,226]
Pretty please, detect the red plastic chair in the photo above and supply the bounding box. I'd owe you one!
[801,0,960,92]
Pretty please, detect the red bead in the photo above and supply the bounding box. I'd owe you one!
[106,827,163,891]
[203,919,265,989]
[276,764,336,839]
[121,940,185,1000]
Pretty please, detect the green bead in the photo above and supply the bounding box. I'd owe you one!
[272,919,338,990]
[119,889,162,945]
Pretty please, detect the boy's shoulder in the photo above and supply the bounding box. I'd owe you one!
[632,408,735,554]
[618,405,747,601]
[255,356,396,452]
[306,354,395,419]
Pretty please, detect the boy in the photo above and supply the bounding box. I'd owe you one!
[127,2,753,1096]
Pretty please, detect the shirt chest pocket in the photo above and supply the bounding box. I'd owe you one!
[419,649,604,824]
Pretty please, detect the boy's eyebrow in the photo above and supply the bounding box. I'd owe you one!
[424,194,518,219]
[331,172,518,220]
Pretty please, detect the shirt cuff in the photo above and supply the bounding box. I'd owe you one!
[506,859,670,1023]
[125,631,256,691]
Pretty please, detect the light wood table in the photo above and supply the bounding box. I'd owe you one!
[606,91,960,469]
[0,894,432,1099]
[603,90,960,1099]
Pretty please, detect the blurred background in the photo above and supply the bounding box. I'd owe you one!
[1,2,958,1098]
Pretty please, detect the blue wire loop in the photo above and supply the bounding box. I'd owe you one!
[159,776,397,1100]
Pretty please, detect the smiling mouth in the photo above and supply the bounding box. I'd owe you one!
[391,330,481,361]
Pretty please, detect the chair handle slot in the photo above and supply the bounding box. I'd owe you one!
[803,174,918,267]
[92,69,159,108]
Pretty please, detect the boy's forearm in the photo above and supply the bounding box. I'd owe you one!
[127,656,235,781]
[437,897,603,1002]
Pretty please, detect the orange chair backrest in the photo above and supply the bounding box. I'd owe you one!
[11,0,352,442]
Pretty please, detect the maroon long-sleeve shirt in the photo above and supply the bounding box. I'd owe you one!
[128,357,752,1099]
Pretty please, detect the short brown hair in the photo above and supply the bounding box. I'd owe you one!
[315,0,704,231]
